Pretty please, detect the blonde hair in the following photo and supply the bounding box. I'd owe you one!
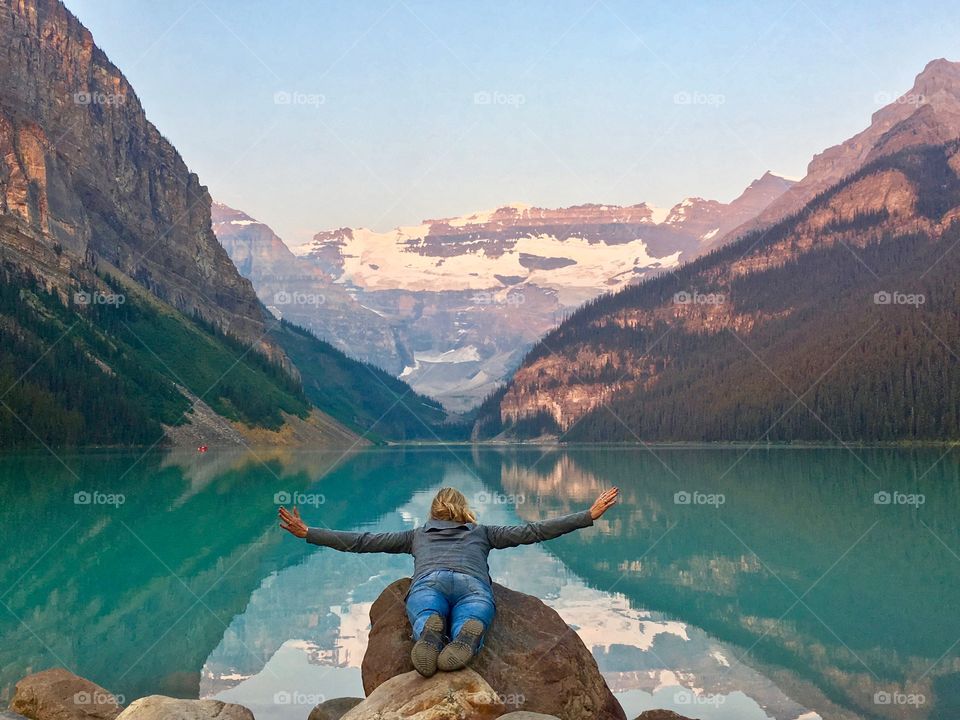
[430,487,477,524]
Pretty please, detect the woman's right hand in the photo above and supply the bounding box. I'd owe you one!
[279,506,308,538]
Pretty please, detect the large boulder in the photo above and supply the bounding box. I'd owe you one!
[362,579,626,720]
[113,697,253,720]
[634,713,697,720]
[307,698,363,720]
[9,669,122,720]
[341,669,503,720]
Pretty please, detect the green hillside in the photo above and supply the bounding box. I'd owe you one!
[0,262,310,448]
[268,319,467,442]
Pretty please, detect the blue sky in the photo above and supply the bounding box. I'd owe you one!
[66,0,959,245]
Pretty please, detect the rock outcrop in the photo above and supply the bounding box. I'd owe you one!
[341,670,503,720]
[361,579,626,720]
[0,0,280,358]
[114,696,253,720]
[9,669,122,720]
[307,697,364,720]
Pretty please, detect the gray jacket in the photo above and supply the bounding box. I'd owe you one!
[305,509,594,585]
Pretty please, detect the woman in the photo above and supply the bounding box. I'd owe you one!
[278,486,619,677]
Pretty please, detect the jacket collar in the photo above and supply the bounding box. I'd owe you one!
[423,518,473,531]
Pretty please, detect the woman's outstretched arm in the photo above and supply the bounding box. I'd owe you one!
[278,506,414,554]
[485,487,619,550]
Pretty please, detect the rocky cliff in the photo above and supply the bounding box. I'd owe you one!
[0,0,274,353]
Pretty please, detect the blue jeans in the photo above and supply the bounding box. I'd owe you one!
[406,569,496,642]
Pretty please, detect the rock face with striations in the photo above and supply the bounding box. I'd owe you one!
[0,0,279,359]
[361,578,626,720]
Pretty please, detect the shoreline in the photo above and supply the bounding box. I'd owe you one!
[2,439,957,452]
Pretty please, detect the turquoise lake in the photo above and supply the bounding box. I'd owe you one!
[1,446,957,720]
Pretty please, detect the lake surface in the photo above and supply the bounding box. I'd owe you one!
[1,446,957,720]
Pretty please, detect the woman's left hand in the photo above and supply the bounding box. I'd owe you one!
[279,506,308,538]
[590,487,620,520]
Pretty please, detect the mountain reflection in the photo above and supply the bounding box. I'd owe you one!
[2,447,957,720]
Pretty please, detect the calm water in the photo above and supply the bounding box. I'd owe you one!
[0,446,957,720]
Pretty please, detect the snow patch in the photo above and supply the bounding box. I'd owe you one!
[302,226,681,295]
[647,205,670,224]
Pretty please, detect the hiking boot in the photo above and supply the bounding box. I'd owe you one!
[410,614,446,677]
[437,618,485,671]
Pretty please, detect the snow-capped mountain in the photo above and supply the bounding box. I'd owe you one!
[215,175,792,411]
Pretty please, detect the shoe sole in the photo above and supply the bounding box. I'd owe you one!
[410,614,445,677]
[437,619,484,671]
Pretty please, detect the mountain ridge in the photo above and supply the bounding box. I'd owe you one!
[477,139,960,441]
[216,172,794,410]
[709,57,960,251]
